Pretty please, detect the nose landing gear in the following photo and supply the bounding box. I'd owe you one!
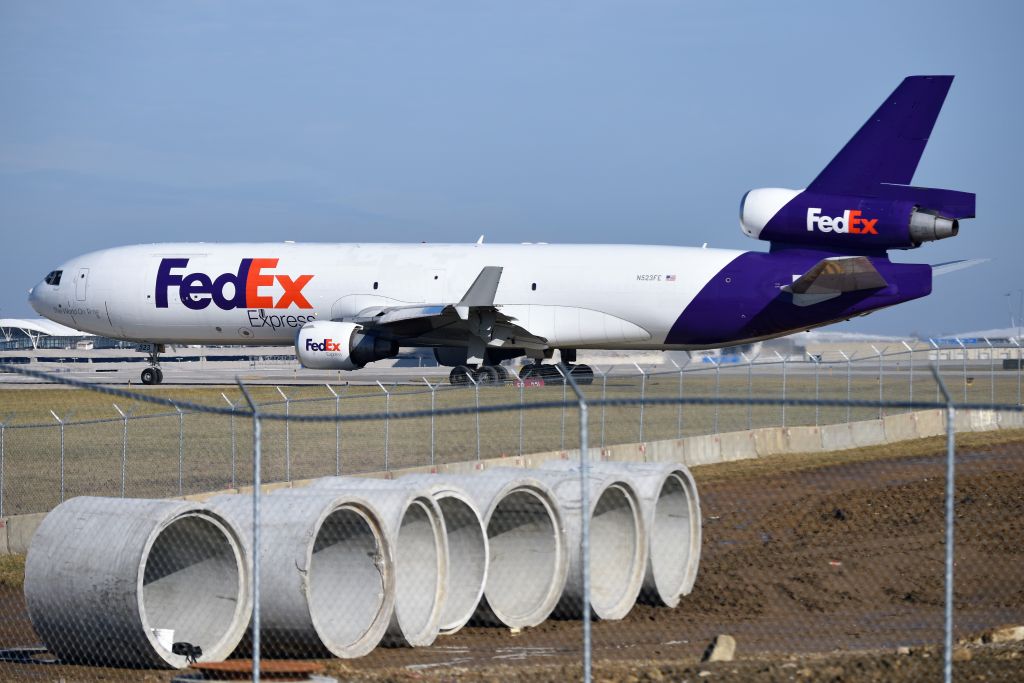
[138,344,165,385]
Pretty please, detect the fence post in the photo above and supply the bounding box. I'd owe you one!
[839,350,854,423]
[712,357,722,434]
[222,393,237,489]
[325,384,341,476]
[871,344,888,419]
[774,352,788,428]
[807,353,821,426]
[173,404,184,496]
[930,339,942,404]
[633,363,647,442]
[462,373,480,460]
[236,379,262,683]
[669,358,686,438]
[376,381,392,470]
[422,378,437,466]
[930,365,956,683]
[740,352,757,430]
[113,404,130,498]
[957,338,968,402]
[1013,338,1022,405]
[902,340,915,405]
[984,337,994,406]
[49,410,68,503]
[594,366,609,448]
[558,365,569,450]
[562,369,592,683]
[0,415,9,517]
[276,387,291,482]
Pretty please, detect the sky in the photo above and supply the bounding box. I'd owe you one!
[1,1,1022,337]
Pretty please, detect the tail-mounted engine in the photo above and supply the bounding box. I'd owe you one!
[296,320,398,370]
[740,186,973,250]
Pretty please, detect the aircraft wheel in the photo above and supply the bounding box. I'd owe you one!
[492,365,510,383]
[155,368,164,384]
[450,365,473,386]
[571,364,595,385]
[538,364,563,383]
[141,367,158,385]
[474,366,500,386]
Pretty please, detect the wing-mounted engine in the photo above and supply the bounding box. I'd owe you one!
[295,320,398,370]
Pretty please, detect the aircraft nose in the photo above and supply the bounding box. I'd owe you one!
[28,283,46,315]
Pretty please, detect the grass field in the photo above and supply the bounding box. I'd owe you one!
[0,364,1021,516]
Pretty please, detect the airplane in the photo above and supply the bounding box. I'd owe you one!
[27,76,976,386]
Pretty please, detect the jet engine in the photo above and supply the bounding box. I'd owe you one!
[739,186,970,249]
[295,320,398,370]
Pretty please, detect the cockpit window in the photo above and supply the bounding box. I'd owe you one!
[44,270,62,286]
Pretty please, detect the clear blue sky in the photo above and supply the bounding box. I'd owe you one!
[2,1,1021,336]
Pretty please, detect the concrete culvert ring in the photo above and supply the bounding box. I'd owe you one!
[308,505,390,657]
[393,498,446,645]
[589,483,645,619]
[650,472,698,606]
[25,498,251,669]
[484,488,564,627]
[434,494,488,634]
[140,512,249,666]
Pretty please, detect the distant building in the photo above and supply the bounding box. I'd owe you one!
[0,318,133,351]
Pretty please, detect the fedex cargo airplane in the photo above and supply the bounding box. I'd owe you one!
[28,76,976,385]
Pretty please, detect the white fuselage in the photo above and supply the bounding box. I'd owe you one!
[28,242,743,350]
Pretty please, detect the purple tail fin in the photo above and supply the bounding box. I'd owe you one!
[808,76,954,196]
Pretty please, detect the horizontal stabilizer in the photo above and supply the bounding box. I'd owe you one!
[782,256,887,307]
[931,258,989,276]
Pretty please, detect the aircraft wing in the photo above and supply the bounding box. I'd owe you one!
[782,256,888,307]
[342,266,549,349]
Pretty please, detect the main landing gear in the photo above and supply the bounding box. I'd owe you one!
[519,363,595,385]
[140,345,165,385]
[449,364,511,386]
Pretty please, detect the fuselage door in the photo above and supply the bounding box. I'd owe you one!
[75,268,89,301]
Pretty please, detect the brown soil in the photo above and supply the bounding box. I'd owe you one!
[1,435,1022,681]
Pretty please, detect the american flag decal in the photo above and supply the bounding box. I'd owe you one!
[666,274,677,281]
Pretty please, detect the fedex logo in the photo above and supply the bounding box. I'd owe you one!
[305,338,342,352]
[156,258,314,311]
[806,208,878,235]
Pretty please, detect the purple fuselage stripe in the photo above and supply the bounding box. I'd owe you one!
[665,249,932,346]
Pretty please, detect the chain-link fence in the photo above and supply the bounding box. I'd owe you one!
[0,354,1022,682]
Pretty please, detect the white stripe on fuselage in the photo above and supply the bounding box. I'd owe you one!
[34,242,743,349]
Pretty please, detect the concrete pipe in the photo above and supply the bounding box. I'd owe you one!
[546,461,702,607]
[357,475,489,635]
[208,490,394,658]
[24,497,250,669]
[433,471,568,628]
[309,478,448,647]
[502,466,647,621]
